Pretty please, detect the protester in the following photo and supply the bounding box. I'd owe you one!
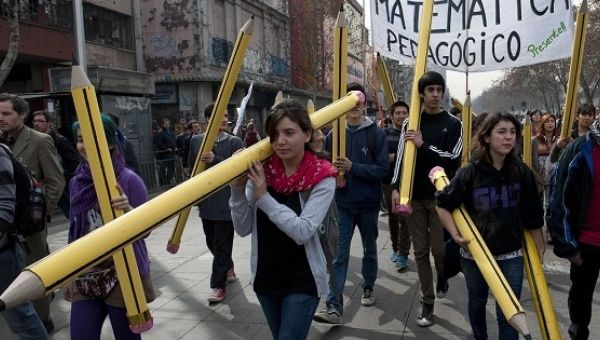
[230,99,336,339]
[548,119,600,340]
[154,118,177,185]
[390,72,462,327]
[32,110,81,218]
[0,93,64,333]
[313,83,388,325]
[189,104,243,303]
[528,109,543,136]
[107,113,141,176]
[65,114,155,339]
[383,101,411,271]
[551,103,595,163]
[531,114,558,241]
[436,111,545,340]
[243,121,261,147]
[0,145,49,339]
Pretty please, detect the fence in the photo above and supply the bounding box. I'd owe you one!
[139,154,187,193]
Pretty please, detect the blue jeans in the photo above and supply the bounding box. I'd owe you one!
[326,208,379,314]
[256,293,319,340]
[0,240,49,340]
[461,255,524,340]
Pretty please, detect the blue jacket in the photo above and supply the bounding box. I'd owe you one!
[325,118,388,211]
[547,134,595,258]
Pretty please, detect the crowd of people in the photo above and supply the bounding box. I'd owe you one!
[1,68,600,340]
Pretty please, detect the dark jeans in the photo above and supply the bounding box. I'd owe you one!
[461,255,523,340]
[202,219,234,289]
[71,299,140,340]
[0,240,49,339]
[383,184,410,255]
[568,244,600,340]
[257,293,319,340]
[326,208,379,314]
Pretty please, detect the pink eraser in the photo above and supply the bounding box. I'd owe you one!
[350,90,366,105]
[428,166,445,183]
[130,318,154,333]
[395,204,412,215]
[166,243,180,254]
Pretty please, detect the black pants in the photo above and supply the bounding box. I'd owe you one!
[568,243,600,340]
[202,219,234,289]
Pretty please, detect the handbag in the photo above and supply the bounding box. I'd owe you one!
[74,263,118,298]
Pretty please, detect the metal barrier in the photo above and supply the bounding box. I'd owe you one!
[139,156,187,193]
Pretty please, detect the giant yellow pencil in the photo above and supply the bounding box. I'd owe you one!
[307,99,315,114]
[430,167,532,339]
[167,17,254,254]
[0,92,363,312]
[451,97,479,118]
[376,52,396,107]
[461,92,472,165]
[560,0,588,139]
[332,5,348,181]
[396,0,435,214]
[522,116,562,339]
[70,64,152,332]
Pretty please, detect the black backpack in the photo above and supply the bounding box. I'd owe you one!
[0,145,46,236]
[300,189,341,300]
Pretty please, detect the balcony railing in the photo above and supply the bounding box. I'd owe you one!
[0,0,73,30]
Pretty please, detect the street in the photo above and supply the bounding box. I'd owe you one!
[1,211,597,339]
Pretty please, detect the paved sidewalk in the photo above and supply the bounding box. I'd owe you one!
[1,211,599,339]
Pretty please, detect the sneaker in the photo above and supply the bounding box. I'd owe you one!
[396,254,408,272]
[313,306,342,325]
[436,276,449,298]
[390,250,399,262]
[207,288,227,303]
[361,288,376,306]
[226,266,237,283]
[416,303,434,327]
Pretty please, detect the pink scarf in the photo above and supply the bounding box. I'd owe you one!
[265,151,337,195]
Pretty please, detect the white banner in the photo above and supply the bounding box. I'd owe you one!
[370,0,574,72]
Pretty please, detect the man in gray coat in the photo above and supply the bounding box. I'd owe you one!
[0,93,64,333]
[189,104,243,303]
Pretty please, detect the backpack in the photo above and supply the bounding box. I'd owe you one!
[300,189,341,300]
[0,145,46,236]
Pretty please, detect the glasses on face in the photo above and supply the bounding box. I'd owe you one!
[33,119,47,123]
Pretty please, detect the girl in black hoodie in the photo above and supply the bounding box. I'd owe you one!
[435,111,545,340]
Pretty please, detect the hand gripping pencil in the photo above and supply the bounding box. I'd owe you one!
[560,0,588,139]
[0,92,364,313]
[167,17,254,254]
[522,117,562,339]
[70,63,152,333]
[332,5,348,182]
[395,0,434,215]
[430,167,532,339]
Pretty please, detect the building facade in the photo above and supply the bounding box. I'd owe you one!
[141,0,290,132]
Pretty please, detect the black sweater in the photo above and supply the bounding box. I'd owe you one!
[391,110,462,200]
[435,161,544,255]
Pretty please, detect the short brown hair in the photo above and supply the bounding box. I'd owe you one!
[0,93,29,114]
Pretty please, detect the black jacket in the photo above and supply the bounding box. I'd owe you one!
[547,134,595,258]
[436,160,544,255]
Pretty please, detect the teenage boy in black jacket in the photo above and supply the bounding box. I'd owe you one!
[391,71,462,327]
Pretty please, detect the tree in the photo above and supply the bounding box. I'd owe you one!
[0,0,20,88]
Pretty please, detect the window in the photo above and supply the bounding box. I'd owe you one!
[83,4,133,50]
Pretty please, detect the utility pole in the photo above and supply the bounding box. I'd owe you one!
[73,0,86,71]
